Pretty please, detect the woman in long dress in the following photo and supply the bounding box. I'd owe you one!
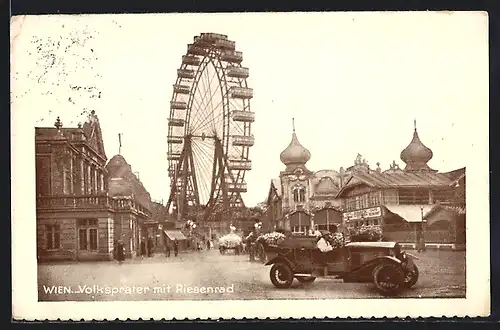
[116,240,125,264]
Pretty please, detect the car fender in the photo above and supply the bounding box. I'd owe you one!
[405,252,419,260]
[377,255,402,264]
[265,256,294,269]
[349,255,402,274]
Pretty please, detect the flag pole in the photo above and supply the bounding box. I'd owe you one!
[118,133,122,154]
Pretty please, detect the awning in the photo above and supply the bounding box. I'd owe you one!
[163,230,187,240]
[384,205,434,223]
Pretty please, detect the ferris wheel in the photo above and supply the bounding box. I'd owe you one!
[166,33,255,221]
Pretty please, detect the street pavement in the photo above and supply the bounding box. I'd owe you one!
[38,249,466,301]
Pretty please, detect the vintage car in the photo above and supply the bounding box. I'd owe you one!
[265,236,419,295]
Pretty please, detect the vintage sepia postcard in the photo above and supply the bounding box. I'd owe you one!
[11,11,490,320]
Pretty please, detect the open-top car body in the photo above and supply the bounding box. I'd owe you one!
[265,236,419,295]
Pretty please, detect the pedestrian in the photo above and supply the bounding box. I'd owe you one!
[206,239,211,250]
[173,239,179,257]
[165,242,171,258]
[140,239,146,258]
[147,237,153,257]
[116,240,125,264]
[113,240,117,259]
[418,237,426,253]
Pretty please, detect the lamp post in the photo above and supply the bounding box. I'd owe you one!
[420,206,426,252]
[310,212,315,235]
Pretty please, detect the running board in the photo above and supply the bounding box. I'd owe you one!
[296,273,343,279]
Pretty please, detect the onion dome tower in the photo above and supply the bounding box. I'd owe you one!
[400,120,436,172]
[280,118,311,172]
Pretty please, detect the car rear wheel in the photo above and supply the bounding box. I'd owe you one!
[296,276,316,284]
[373,263,405,296]
[403,264,419,288]
[270,263,294,289]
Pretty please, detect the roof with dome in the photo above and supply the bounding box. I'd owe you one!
[279,118,311,171]
[400,120,435,172]
[313,176,339,196]
[106,154,151,211]
[335,121,465,198]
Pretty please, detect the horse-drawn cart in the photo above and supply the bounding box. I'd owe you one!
[218,232,243,255]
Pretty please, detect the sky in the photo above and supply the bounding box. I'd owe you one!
[10,12,489,207]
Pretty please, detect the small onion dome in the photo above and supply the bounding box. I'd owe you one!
[107,154,128,167]
[400,121,434,171]
[280,131,311,167]
[106,154,132,178]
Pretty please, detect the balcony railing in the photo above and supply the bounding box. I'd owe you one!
[36,195,152,217]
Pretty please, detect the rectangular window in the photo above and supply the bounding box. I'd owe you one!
[368,192,380,207]
[45,225,60,250]
[78,218,98,251]
[348,198,356,211]
[398,189,414,204]
[65,163,72,195]
[89,228,98,250]
[432,189,455,204]
[399,189,430,204]
[292,226,309,234]
[382,190,398,204]
[79,229,88,250]
[414,190,429,204]
[36,157,51,196]
[360,194,368,209]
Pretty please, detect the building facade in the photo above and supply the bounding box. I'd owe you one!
[263,120,465,246]
[106,154,153,258]
[336,124,466,246]
[264,123,343,232]
[36,112,153,262]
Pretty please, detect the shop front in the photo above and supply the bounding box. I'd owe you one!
[286,210,312,234]
[313,207,342,232]
[163,230,188,251]
[342,206,384,229]
[342,204,463,245]
[342,205,425,244]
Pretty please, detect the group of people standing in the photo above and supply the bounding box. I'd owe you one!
[164,239,180,258]
[140,237,154,258]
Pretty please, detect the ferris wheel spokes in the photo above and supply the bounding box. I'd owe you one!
[167,33,253,223]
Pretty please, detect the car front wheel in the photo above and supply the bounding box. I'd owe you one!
[403,264,419,288]
[270,263,294,289]
[373,263,405,296]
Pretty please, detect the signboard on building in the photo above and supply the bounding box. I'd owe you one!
[342,206,382,222]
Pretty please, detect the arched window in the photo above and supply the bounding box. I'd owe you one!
[299,188,305,202]
[292,185,306,203]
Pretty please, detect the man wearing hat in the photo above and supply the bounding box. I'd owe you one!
[315,230,333,276]
[316,230,333,252]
